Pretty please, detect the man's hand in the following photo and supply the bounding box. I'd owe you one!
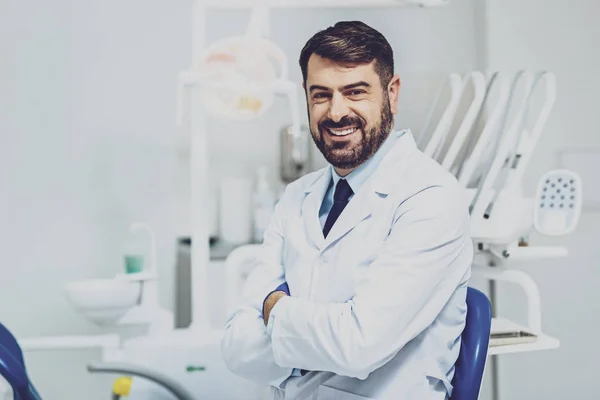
[263,291,287,325]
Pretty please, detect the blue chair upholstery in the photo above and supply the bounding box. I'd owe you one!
[450,287,492,400]
[0,321,42,400]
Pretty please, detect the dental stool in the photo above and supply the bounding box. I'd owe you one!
[0,321,41,400]
[450,287,492,400]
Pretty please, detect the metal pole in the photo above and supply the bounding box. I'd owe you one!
[189,0,211,330]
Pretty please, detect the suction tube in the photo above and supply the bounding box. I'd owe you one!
[88,362,195,400]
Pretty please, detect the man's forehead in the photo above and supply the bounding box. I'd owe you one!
[306,54,378,87]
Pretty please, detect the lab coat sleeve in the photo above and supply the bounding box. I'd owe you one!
[220,192,294,387]
[267,184,473,379]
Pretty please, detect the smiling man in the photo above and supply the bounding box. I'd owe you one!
[221,21,473,400]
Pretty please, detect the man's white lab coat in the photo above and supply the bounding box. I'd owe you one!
[221,130,473,399]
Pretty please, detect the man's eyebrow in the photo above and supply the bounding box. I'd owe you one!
[308,84,331,93]
[340,81,371,91]
[309,81,371,93]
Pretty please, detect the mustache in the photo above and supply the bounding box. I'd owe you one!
[319,115,364,130]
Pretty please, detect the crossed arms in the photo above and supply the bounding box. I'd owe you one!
[220,184,472,386]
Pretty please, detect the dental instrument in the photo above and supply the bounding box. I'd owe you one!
[439,71,487,173]
[419,73,464,159]
[455,72,511,188]
[466,70,526,215]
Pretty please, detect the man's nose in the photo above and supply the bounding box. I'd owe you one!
[327,93,350,123]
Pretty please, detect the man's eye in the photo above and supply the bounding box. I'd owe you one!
[313,93,330,99]
[347,90,365,96]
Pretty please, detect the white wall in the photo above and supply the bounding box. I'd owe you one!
[0,0,191,397]
[482,1,600,399]
[0,1,482,399]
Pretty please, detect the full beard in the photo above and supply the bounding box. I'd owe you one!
[311,100,394,170]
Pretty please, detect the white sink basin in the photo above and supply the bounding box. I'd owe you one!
[65,278,141,325]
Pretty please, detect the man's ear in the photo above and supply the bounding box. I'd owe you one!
[387,75,401,115]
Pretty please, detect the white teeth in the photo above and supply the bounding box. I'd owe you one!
[328,127,358,136]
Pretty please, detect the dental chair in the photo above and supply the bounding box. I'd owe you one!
[0,321,41,400]
[450,287,492,400]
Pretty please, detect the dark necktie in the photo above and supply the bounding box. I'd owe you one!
[322,178,353,238]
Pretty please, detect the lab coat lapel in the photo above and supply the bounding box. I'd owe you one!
[301,167,332,249]
[322,188,378,248]
[322,130,419,248]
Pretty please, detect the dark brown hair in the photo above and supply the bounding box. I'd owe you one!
[299,21,394,89]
